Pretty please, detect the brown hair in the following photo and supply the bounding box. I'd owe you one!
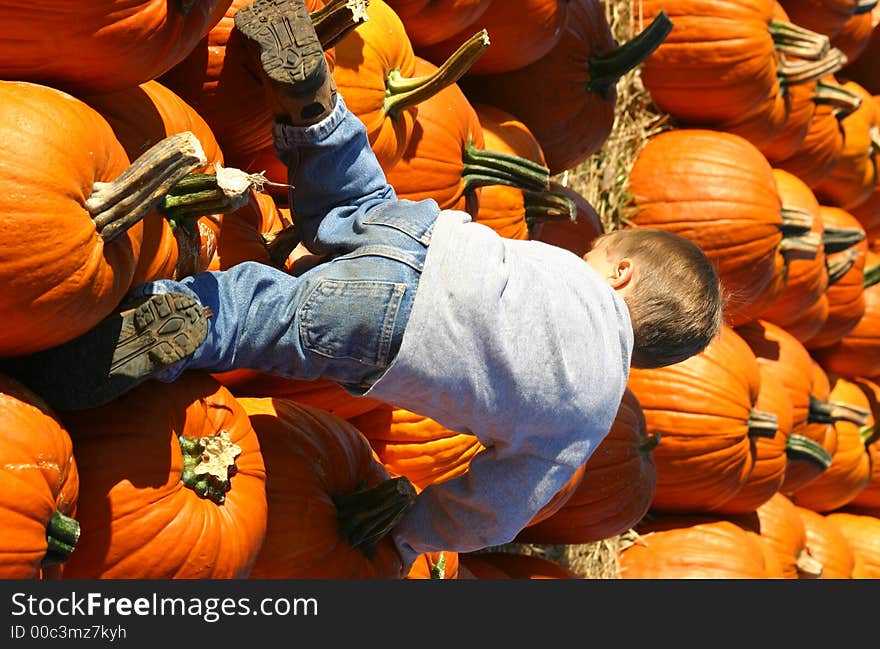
[596,228,726,369]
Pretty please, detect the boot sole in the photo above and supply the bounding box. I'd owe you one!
[234,0,326,93]
[4,293,209,411]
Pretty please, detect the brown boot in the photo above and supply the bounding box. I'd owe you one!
[234,0,338,125]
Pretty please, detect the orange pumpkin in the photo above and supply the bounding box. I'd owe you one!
[795,504,855,578]
[515,388,658,544]
[405,550,460,579]
[0,374,79,578]
[384,0,492,48]
[60,372,267,579]
[824,510,880,578]
[459,551,579,579]
[841,376,880,510]
[527,181,604,257]
[240,396,407,578]
[0,81,142,356]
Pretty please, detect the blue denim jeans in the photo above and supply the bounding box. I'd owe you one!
[137,96,440,392]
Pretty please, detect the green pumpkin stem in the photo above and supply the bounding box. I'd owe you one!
[822,225,866,255]
[809,394,871,426]
[769,19,830,60]
[179,430,242,505]
[312,0,370,50]
[779,206,814,234]
[864,260,880,288]
[589,11,673,99]
[639,432,661,452]
[785,433,833,469]
[779,231,821,261]
[332,476,417,560]
[854,0,878,14]
[779,48,846,86]
[826,248,859,286]
[462,140,550,194]
[814,80,863,119]
[523,189,577,231]
[748,408,779,439]
[385,30,490,120]
[88,131,207,244]
[430,552,447,579]
[161,168,264,231]
[861,423,879,447]
[41,510,80,567]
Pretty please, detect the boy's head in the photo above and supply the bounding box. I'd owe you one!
[584,228,725,369]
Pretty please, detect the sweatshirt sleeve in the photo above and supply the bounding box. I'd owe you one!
[390,435,588,571]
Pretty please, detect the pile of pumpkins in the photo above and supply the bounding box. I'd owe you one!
[1,0,879,580]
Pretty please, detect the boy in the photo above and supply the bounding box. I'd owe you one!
[6,0,724,574]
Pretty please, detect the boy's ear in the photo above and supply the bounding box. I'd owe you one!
[608,258,633,290]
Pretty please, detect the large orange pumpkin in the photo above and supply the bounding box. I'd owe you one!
[384,0,492,48]
[240,397,408,578]
[0,374,79,579]
[824,509,880,578]
[60,372,267,579]
[459,551,579,579]
[794,504,855,578]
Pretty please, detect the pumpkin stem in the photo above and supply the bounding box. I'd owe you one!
[779,231,821,261]
[861,423,878,446]
[41,510,80,567]
[826,247,859,285]
[639,432,661,452]
[778,48,847,86]
[870,125,880,157]
[814,80,863,119]
[748,408,779,439]
[430,552,447,579]
[332,476,417,560]
[462,139,550,194]
[808,394,871,426]
[769,20,830,61]
[262,224,303,268]
[779,206,814,234]
[795,549,824,579]
[88,131,207,244]
[822,225,866,254]
[161,167,260,232]
[178,429,242,505]
[384,30,489,119]
[588,11,673,99]
[312,0,371,50]
[864,260,880,288]
[523,188,577,232]
[785,433,833,469]
[854,0,878,14]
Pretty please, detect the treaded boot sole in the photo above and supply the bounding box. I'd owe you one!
[234,0,326,94]
[3,293,209,411]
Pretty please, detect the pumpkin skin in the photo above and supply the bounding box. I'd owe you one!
[515,388,658,544]
[620,514,776,579]
[790,374,874,512]
[838,10,880,93]
[626,128,791,326]
[459,551,580,579]
[806,206,869,350]
[626,326,765,513]
[405,550,460,579]
[0,81,141,357]
[417,0,569,75]
[825,510,880,578]
[60,372,267,579]
[239,397,405,578]
[831,8,877,67]
[777,0,862,40]
[794,504,855,578]
[216,190,292,270]
[0,373,79,579]
[759,169,829,342]
[840,376,880,510]
[384,0,492,48]
[0,1,232,95]
[811,252,880,377]
[80,79,226,283]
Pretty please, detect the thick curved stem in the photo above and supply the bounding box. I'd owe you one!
[779,207,814,235]
[796,550,824,579]
[639,432,661,453]
[332,476,417,560]
[865,260,880,288]
[178,430,242,505]
[262,224,303,268]
[588,11,673,98]
[814,80,863,119]
[161,168,259,230]
[854,0,878,14]
[769,19,830,60]
[462,140,550,194]
[748,409,779,439]
[785,433,833,469]
[523,188,577,231]
[809,394,870,426]
[312,0,370,50]
[779,48,847,86]
[822,225,866,255]
[88,131,207,244]
[826,248,859,285]
[384,30,489,119]
[41,511,80,567]
[779,231,821,262]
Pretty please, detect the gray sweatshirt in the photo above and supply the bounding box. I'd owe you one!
[362,209,634,570]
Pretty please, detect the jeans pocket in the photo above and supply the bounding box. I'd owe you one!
[363,199,437,245]
[298,278,407,366]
